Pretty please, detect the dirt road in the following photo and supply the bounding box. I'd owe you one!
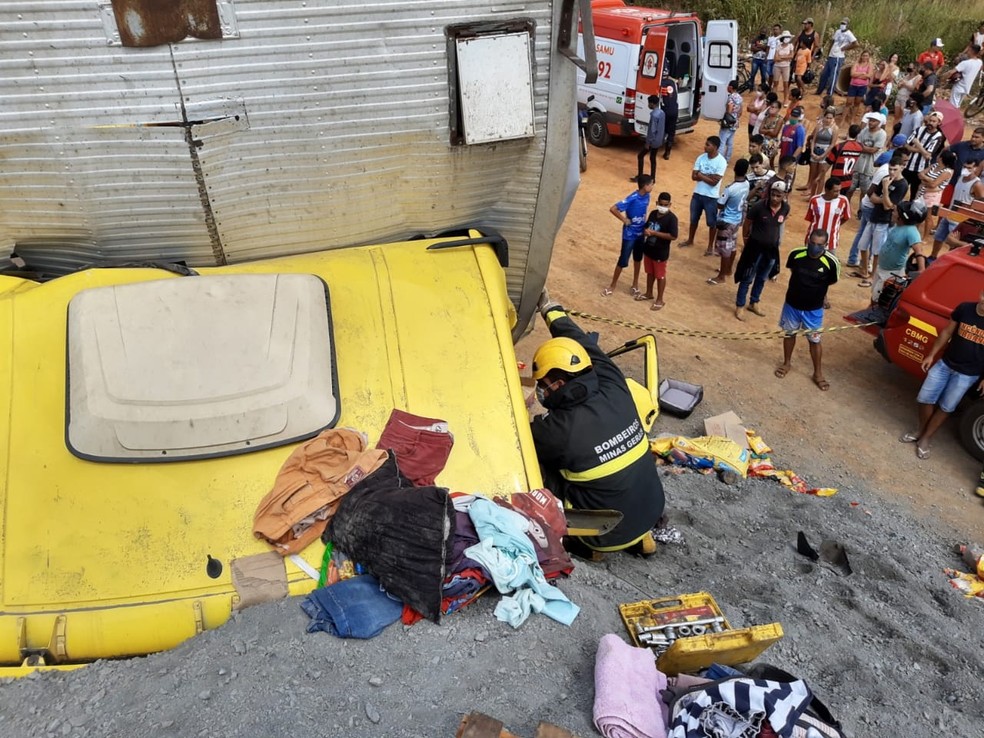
[517,110,984,537]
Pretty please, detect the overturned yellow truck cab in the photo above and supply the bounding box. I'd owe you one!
[0,0,601,671]
[0,236,545,670]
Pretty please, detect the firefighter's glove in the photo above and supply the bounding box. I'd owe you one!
[537,288,561,317]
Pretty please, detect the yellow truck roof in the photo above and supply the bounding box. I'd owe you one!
[0,236,540,668]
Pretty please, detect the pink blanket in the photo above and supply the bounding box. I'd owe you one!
[593,633,668,738]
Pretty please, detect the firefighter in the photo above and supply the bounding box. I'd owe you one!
[529,291,665,558]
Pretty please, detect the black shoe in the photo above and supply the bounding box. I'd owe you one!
[662,152,670,160]
[563,536,606,562]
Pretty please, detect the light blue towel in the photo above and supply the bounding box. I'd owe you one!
[464,498,579,627]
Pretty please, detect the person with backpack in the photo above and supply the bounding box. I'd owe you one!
[719,80,743,161]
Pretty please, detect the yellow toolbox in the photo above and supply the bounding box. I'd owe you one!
[618,592,783,676]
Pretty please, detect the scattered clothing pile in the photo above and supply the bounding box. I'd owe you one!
[592,634,847,738]
[251,409,579,638]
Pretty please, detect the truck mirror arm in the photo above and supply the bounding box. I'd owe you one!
[426,231,509,268]
[559,0,598,84]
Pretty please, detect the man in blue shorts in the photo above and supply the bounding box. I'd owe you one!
[774,229,839,390]
[604,174,654,296]
[901,289,984,460]
[680,136,727,254]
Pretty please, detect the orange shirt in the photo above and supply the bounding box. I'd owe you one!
[917,49,945,70]
[795,48,812,75]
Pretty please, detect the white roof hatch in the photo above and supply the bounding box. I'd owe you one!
[66,273,338,462]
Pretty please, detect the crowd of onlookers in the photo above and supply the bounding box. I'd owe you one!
[602,19,984,467]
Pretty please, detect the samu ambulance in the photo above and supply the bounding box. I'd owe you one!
[577,0,737,146]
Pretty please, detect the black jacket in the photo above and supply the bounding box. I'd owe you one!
[530,308,664,548]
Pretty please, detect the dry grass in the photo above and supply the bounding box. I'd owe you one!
[639,0,984,63]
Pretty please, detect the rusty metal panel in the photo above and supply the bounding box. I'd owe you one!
[0,0,578,312]
[0,1,215,270]
[110,0,222,48]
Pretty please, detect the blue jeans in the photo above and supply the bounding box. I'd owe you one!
[917,360,980,413]
[719,126,736,160]
[300,575,404,638]
[847,203,873,265]
[736,252,776,307]
[816,56,844,95]
[750,57,768,88]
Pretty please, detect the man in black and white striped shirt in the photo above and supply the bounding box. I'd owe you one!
[902,110,945,199]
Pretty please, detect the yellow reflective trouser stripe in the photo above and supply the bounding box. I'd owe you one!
[544,308,566,326]
[559,437,649,483]
[584,530,650,553]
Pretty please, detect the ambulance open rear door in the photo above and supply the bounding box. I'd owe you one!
[699,20,738,121]
[633,26,667,137]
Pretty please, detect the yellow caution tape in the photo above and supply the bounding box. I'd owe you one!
[567,309,876,341]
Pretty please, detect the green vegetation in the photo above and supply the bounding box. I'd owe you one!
[639,0,984,62]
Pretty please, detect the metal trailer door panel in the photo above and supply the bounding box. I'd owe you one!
[0,0,582,334]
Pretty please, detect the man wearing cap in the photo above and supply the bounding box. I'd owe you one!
[794,18,822,62]
[917,38,946,72]
[903,110,946,200]
[733,180,789,321]
[747,27,770,91]
[775,229,839,390]
[816,18,858,95]
[780,106,807,162]
[948,44,983,107]
[913,62,939,115]
[852,112,887,206]
[899,97,924,141]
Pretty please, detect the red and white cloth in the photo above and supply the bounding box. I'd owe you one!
[805,194,852,250]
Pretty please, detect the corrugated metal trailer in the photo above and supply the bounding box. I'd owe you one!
[0,0,595,333]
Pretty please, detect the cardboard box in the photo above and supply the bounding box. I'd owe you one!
[704,410,749,449]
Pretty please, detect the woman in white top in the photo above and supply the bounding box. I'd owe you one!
[773,33,795,103]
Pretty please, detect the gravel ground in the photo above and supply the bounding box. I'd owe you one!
[2,465,982,738]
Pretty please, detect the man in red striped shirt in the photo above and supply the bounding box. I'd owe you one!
[825,123,864,195]
[805,177,852,252]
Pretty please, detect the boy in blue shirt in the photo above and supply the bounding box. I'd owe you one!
[708,159,750,284]
[604,175,654,296]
